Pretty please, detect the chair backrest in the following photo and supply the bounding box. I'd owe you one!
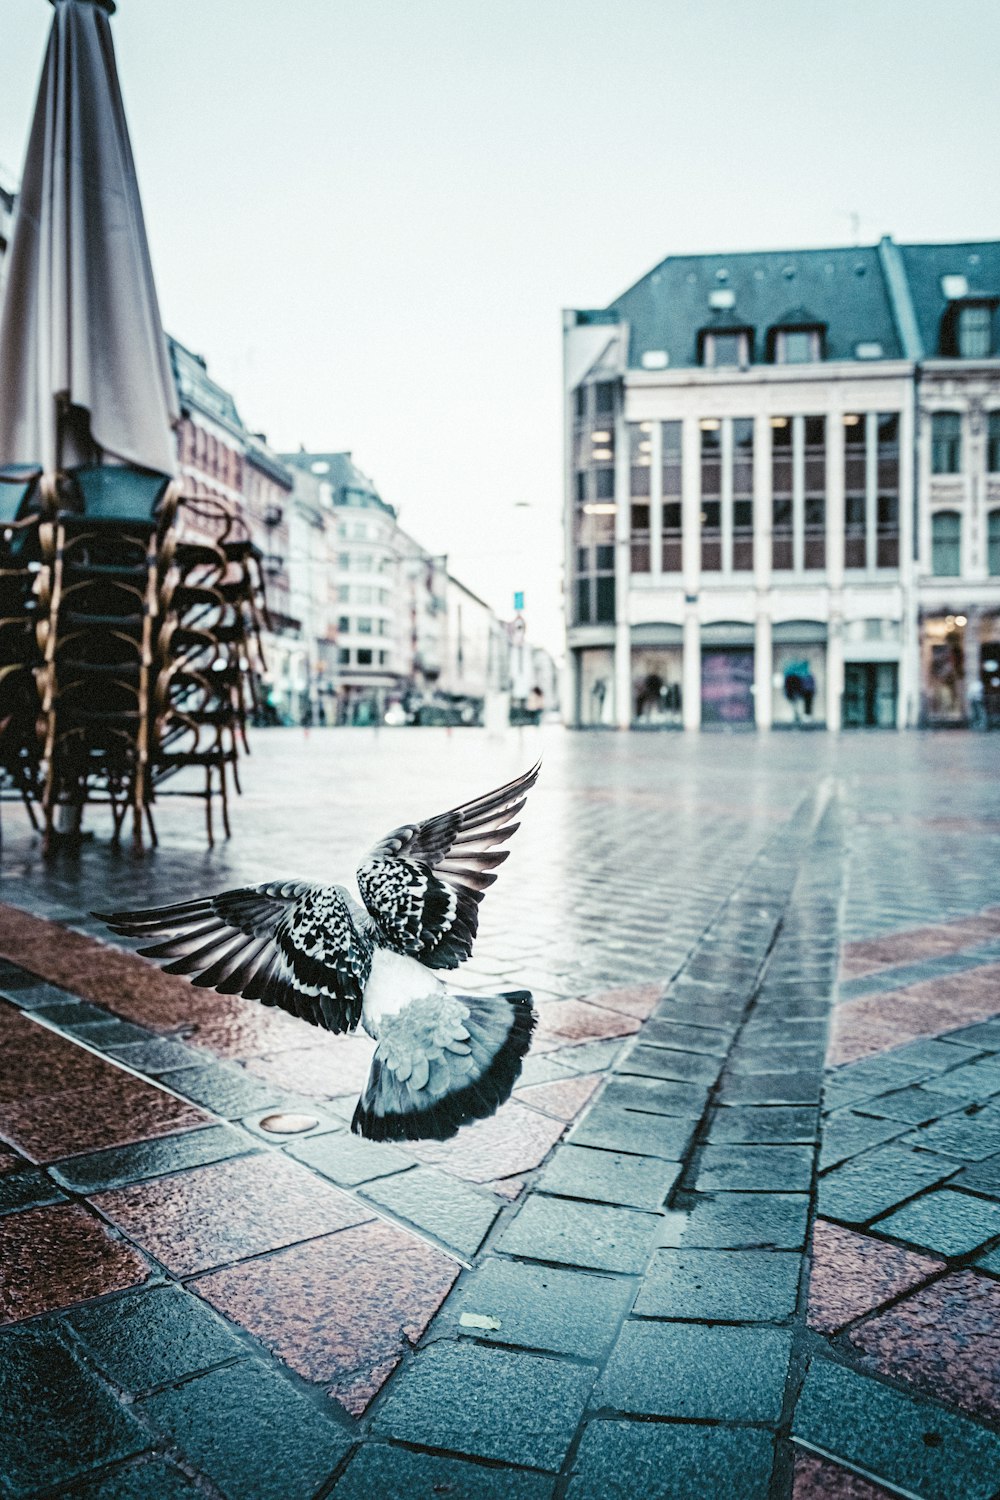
[0,466,43,527]
[69,466,172,523]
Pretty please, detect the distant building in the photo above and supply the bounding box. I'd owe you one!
[284,449,522,726]
[898,245,1000,726]
[563,237,1000,730]
[283,450,402,725]
[167,337,300,716]
[0,178,14,306]
[169,337,247,537]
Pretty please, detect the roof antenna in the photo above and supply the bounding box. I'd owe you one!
[838,210,862,246]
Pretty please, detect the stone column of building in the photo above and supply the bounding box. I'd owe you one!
[681,414,702,729]
[826,406,846,730]
[753,413,773,729]
[965,399,987,692]
[898,393,920,728]
[614,393,632,728]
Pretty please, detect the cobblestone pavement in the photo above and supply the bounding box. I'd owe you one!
[1,727,1000,1499]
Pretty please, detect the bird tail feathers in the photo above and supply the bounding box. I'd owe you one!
[351,989,535,1143]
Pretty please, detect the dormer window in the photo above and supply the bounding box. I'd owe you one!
[700,328,752,368]
[957,303,993,358]
[767,316,825,365]
[939,297,997,358]
[774,328,822,364]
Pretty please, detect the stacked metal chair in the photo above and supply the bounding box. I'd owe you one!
[0,466,45,833]
[150,493,267,846]
[34,466,177,847]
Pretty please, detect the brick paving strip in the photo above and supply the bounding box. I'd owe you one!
[3,775,1000,1495]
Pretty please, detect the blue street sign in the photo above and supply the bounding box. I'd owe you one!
[513,591,524,611]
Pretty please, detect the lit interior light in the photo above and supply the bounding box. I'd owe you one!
[770,417,789,428]
[636,457,652,467]
[639,421,654,433]
[639,440,653,452]
[956,614,968,626]
[700,419,721,431]
[843,414,861,426]
[583,503,617,515]
[592,448,613,459]
[591,431,611,442]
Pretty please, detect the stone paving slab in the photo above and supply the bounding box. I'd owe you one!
[793,1358,1000,1500]
[565,1422,777,1500]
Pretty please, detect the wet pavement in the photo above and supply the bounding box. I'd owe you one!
[1,725,1000,1499]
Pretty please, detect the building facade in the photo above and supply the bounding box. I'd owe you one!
[0,178,14,306]
[564,238,1000,730]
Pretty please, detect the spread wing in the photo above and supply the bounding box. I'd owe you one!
[94,882,371,1034]
[352,989,536,1141]
[356,761,539,969]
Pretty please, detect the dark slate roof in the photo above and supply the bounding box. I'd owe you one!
[168,336,244,438]
[604,245,904,368]
[280,450,396,518]
[244,436,294,491]
[896,241,1000,358]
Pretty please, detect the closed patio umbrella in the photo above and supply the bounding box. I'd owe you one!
[0,0,178,475]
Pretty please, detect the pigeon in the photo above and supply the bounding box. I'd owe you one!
[94,762,540,1143]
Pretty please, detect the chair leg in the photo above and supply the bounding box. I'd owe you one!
[220,762,232,839]
[204,766,214,848]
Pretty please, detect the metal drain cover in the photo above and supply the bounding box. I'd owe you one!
[258,1112,320,1135]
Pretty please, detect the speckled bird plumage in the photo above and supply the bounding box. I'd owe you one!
[95,763,540,1141]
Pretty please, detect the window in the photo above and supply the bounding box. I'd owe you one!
[957,303,994,358]
[355,586,373,605]
[988,412,1000,473]
[357,617,373,634]
[338,615,349,632]
[844,415,867,568]
[660,421,682,572]
[804,415,826,569]
[573,506,615,624]
[337,583,350,602]
[379,651,388,665]
[774,329,821,364]
[357,648,373,666]
[338,552,350,570]
[771,417,793,570]
[594,382,616,416]
[732,418,754,571]
[355,553,373,572]
[631,505,650,573]
[988,511,1000,576]
[702,331,749,368]
[700,421,722,570]
[338,647,350,665]
[876,414,900,568]
[931,511,961,576]
[629,423,652,498]
[932,412,962,474]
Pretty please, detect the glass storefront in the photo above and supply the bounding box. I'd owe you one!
[632,646,683,726]
[577,647,615,726]
[701,648,755,725]
[843,663,898,728]
[921,614,967,725]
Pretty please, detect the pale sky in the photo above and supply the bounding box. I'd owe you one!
[3,0,1000,653]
